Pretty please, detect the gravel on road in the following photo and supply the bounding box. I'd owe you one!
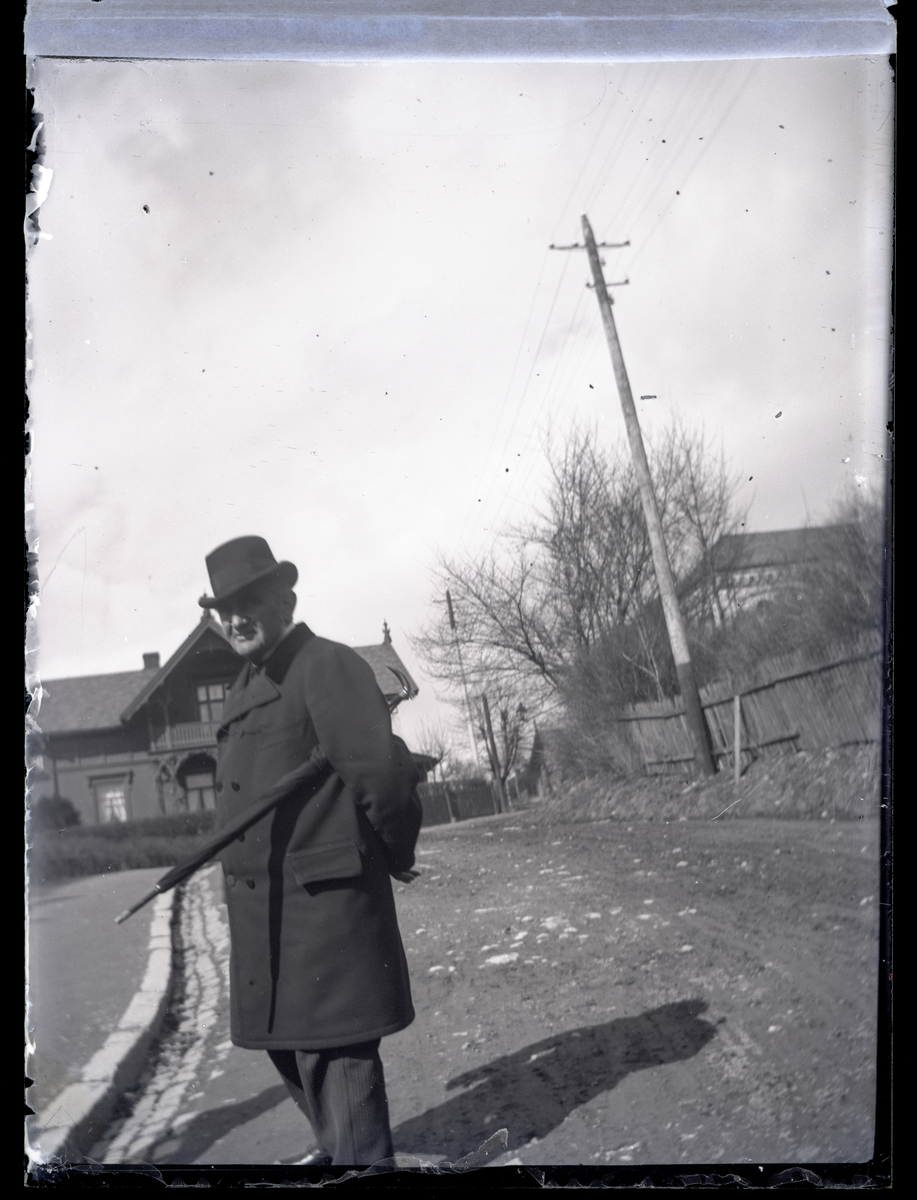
[86,810,880,1169]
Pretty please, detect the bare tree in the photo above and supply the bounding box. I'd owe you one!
[812,489,887,640]
[667,420,749,629]
[413,420,747,719]
[416,423,882,784]
[409,717,453,781]
[440,757,487,783]
[473,687,530,792]
[412,545,562,706]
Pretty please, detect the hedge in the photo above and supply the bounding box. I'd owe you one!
[28,810,220,884]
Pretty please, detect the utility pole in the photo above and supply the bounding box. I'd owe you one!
[446,589,483,771]
[551,216,716,778]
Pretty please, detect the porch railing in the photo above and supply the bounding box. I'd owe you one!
[150,721,221,751]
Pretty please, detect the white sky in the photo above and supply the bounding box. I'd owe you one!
[26,56,892,751]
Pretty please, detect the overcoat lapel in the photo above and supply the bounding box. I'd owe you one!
[220,666,282,725]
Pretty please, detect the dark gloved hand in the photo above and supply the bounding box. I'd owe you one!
[391,868,421,884]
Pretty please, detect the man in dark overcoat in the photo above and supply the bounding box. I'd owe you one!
[199,536,422,1166]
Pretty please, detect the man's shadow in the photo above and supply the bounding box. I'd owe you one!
[153,999,716,1164]
[391,998,718,1161]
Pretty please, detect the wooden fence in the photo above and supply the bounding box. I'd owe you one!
[618,635,884,776]
[416,779,501,827]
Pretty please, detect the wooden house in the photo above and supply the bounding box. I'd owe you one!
[680,525,855,628]
[32,615,419,825]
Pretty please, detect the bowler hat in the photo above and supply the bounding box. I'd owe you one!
[199,537,298,608]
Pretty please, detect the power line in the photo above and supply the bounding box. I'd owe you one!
[456,247,577,550]
[458,62,761,561]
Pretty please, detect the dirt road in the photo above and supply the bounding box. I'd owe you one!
[90,809,880,1169]
[391,812,879,1167]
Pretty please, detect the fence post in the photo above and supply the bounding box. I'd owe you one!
[445,784,459,824]
[733,694,742,787]
[539,762,553,798]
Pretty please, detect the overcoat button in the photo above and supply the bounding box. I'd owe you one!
[231,782,241,791]
[216,782,223,793]
[245,878,256,889]
[237,832,245,843]
[225,874,236,887]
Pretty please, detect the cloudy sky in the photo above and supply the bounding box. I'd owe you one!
[27,55,892,749]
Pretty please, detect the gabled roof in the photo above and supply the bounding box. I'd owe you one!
[708,526,853,574]
[353,641,418,701]
[35,613,230,735]
[36,618,419,736]
[36,668,161,735]
[120,613,231,723]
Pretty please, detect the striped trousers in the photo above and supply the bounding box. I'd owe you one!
[268,1041,394,1165]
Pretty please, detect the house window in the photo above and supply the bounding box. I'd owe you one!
[185,771,216,812]
[93,776,130,824]
[197,682,227,723]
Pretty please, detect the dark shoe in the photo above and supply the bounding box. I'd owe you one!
[294,1149,333,1166]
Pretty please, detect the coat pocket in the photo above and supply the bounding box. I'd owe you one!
[286,840,362,886]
